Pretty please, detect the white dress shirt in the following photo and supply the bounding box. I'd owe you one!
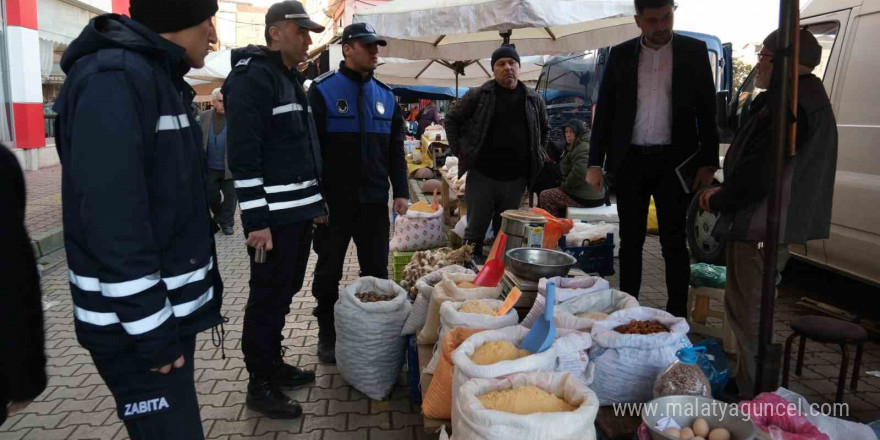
[631,35,674,146]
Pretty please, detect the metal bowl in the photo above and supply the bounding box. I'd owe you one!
[505,247,577,281]
[642,395,757,440]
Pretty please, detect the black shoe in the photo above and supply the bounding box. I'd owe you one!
[246,377,303,419]
[272,361,315,388]
[317,341,336,364]
[222,226,234,235]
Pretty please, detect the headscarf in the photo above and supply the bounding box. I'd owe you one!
[562,119,585,145]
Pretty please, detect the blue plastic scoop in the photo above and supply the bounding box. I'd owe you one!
[521,281,557,353]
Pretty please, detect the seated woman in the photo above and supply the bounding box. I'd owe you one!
[539,119,606,217]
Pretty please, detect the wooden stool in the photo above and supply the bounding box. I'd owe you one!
[686,286,737,354]
[782,315,868,404]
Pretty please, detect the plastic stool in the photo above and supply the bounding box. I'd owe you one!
[782,315,867,404]
[686,287,737,354]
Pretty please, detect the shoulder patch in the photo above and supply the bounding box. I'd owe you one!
[234,57,253,70]
[313,70,335,84]
[373,77,392,91]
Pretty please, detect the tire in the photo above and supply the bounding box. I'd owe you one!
[687,186,727,266]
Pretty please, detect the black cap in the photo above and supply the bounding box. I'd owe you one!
[266,1,325,32]
[130,0,218,34]
[342,23,387,46]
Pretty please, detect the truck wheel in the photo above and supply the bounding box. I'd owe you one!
[687,187,727,266]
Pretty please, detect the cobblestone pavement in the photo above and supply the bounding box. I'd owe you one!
[3,186,879,438]
[23,165,63,239]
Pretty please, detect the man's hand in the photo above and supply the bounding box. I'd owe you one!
[150,355,185,375]
[699,187,721,213]
[393,198,409,216]
[693,166,717,191]
[314,203,329,225]
[586,167,604,192]
[246,227,273,251]
[7,401,33,413]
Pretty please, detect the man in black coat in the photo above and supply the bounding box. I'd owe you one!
[587,0,719,317]
[0,145,47,428]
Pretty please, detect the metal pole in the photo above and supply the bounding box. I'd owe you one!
[456,71,459,99]
[755,0,798,395]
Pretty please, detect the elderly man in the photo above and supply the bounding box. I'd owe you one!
[445,44,549,258]
[701,29,837,397]
[200,88,236,235]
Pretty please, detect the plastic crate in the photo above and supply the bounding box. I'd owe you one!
[559,233,615,277]
[392,251,416,283]
[405,334,422,404]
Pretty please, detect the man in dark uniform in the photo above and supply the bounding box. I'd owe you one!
[53,1,223,438]
[223,0,326,419]
[309,23,409,364]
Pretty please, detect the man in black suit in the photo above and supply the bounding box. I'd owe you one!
[587,0,719,317]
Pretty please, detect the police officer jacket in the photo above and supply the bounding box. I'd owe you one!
[53,15,223,368]
[309,63,408,203]
[223,45,326,234]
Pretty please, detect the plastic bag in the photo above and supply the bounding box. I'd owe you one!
[530,208,574,249]
[422,328,483,419]
[739,393,830,440]
[690,263,727,288]
[692,339,731,398]
[589,307,692,405]
[334,277,412,400]
[774,388,878,440]
[390,206,446,252]
[653,347,712,398]
[453,372,600,440]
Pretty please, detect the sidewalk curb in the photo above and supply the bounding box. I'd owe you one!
[31,226,64,259]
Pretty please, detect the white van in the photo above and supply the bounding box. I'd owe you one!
[695,0,880,286]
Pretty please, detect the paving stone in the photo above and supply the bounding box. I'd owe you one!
[371,427,415,440]
[301,414,346,432]
[201,404,245,421]
[328,399,369,415]
[57,409,114,428]
[309,386,349,402]
[228,434,276,440]
[198,392,230,407]
[20,426,76,440]
[348,412,391,430]
[11,413,66,430]
[254,417,303,435]
[276,432,322,440]
[52,397,104,414]
[12,400,60,415]
[67,423,123,439]
[213,380,243,394]
[46,385,96,401]
[322,428,369,440]
[371,399,412,414]
[299,400,329,417]
[0,430,28,440]
[210,420,258,437]
[202,368,243,382]
[391,411,423,429]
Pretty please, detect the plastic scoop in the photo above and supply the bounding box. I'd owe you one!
[473,233,507,287]
[495,287,522,317]
[521,281,557,354]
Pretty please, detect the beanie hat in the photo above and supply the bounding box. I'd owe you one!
[491,44,520,68]
[762,29,822,69]
[130,0,219,34]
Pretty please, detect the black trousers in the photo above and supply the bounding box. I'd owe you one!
[614,148,691,317]
[91,335,202,440]
[242,220,313,376]
[464,169,527,254]
[206,169,236,229]
[312,200,390,339]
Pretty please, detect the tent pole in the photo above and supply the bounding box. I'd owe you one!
[456,72,459,99]
[754,0,798,396]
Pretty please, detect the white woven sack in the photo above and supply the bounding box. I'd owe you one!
[589,307,691,405]
[335,277,412,400]
[521,276,610,328]
[453,372,599,440]
[402,265,473,335]
[417,273,501,345]
[554,289,640,331]
[438,299,518,343]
